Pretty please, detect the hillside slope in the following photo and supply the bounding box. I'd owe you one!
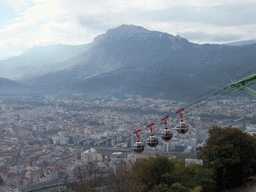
[18,25,256,100]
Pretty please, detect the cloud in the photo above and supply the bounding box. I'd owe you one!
[77,16,111,31]
[21,1,62,24]
[0,1,19,26]
[39,19,96,45]
[0,0,255,59]
[137,2,256,26]
[179,31,242,43]
[211,34,242,42]
[58,0,252,13]
[0,38,30,60]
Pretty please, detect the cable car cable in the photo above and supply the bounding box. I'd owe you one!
[132,65,256,147]
[182,65,256,109]
[183,67,256,111]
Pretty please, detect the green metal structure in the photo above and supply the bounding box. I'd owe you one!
[225,73,256,98]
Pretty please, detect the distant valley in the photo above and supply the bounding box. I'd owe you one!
[0,44,89,80]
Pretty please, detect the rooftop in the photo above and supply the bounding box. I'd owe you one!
[83,148,97,154]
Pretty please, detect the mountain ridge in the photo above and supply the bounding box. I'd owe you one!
[21,25,196,88]
[0,43,90,80]
[2,25,256,100]
[0,77,22,89]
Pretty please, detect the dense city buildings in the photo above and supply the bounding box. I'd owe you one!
[0,93,255,191]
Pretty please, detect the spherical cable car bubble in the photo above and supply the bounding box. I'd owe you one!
[175,108,189,134]
[146,123,158,148]
[176,121,189,134]
[160,116,173,141]
[133,142,144,153]
[133,129,144,153]
[161,129,173,141]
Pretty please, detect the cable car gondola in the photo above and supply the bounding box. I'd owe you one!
[133,129,144,153]
[175,108,188,134]
[146,123,158,147]
[161,116,173,141]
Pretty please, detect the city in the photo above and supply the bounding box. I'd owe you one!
[0,92,255,191]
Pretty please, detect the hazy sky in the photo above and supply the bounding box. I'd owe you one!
[0,0,255,60]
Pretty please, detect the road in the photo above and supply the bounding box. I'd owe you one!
[21,179,71,192]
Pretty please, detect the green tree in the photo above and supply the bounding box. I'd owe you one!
[73,155,215,192]
[131,154,175,191]
[162,159,215,192]
[108,163,143,192]
[184,163,216,192]
[150,183,170,192]
[130,155,208,192]
[170,182,191,192]
[164,158,188,185]
[197,126,256,189]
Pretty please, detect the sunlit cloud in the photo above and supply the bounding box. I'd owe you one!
[0,0,255,59]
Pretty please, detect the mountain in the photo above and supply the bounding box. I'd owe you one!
[0,44,89,80]
[17,25,256,100]
[225,40,256,46]
[0,77,22,89]
[72,43,256,100]
[21,25,197,87]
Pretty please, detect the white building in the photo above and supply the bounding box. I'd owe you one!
[81,148,103,165]
[52,135,60,145]
[59,137,69,145]
[185,158,203,166]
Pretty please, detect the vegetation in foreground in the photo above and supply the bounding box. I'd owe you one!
[197,126,256,190]
[59,126,256,192]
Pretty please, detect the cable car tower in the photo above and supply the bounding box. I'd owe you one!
[225,73,256,98]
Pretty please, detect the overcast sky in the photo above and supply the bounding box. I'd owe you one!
[0,0,255,60]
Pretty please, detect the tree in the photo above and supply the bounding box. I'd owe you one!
[162,159,215,192]
[130,155,209,192]
[72,155,215,192]
[197,126,256,189]
[184,163,216,192]
[131,154,175,191]
[108,163,143,192]
[73,165,95,192]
